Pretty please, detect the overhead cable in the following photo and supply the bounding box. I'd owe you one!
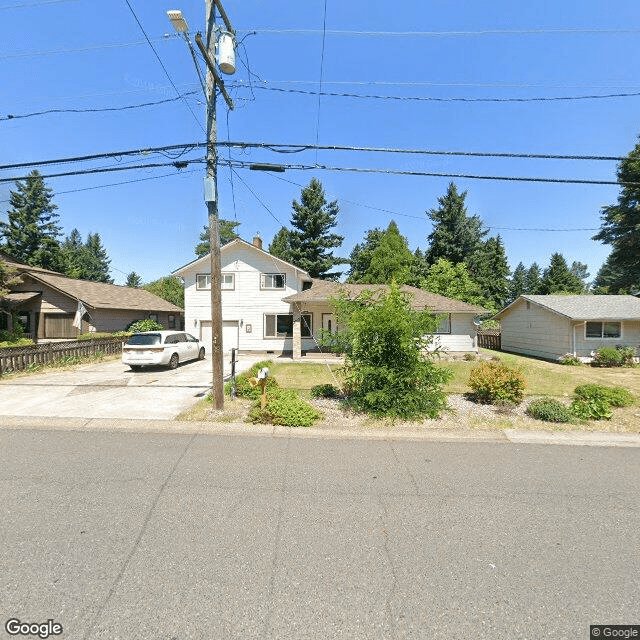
[229,84,640,103]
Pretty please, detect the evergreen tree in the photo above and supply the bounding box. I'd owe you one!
[0,258,21,297]
[569,261,590,292]
[467,235,510,311]
[60,228,86,278]
[143,276,184,308]
[524,262,542,294]
[591,254,625,294]
[509,262,527,303]
[126,272,143,288]
[0,170,64,271]
[410,247,430,285]
[421,259,485,307]
[83,233,112,283]
[346,228,384,283]
[592,136,640,292]
[425,182,487,265]
[285,178,346,279]
[540,253,584,294]
[195,219,241,257]
[362,221,415,285]
[268,226,292,260]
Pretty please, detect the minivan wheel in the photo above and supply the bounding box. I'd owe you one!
[168,353,179,369]
[130,365,142,371]
[198,347,205,360]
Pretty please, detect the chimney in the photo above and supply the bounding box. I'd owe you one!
[252,235,263,250]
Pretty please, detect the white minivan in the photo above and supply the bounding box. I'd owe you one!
[122,331,205,371]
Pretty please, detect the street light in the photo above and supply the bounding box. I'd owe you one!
[166,10,189,33]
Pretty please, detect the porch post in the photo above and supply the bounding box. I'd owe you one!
[292,307,302,359]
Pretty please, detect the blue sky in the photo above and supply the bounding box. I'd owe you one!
[1,0,639,286]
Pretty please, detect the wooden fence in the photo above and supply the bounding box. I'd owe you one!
[0,337,125,375]
[477,328,501,351]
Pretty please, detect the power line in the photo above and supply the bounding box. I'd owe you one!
[229,83,640,103]
[230,169,285,226]
[226,159,638,187]
[0,0,76,10]
[0,92,201,121]
[0,160,205,184]
[220,141,625,161]
[122,0,204,134]
[239,27,640,37]
[314,0,328,163]
[0,36,177,60]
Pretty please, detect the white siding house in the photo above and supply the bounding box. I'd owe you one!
[173,239,488,358]
[495,295,640,361]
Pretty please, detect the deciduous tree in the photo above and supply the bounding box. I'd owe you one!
[143,276,184,308]
[421,258,485,307]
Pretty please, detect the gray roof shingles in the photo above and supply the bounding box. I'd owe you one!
[501,295,640,320]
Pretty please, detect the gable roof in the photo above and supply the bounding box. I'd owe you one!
[283,280,488,314]
[1,251,182,313]
[495,295,640,321]
[172,238,312,278]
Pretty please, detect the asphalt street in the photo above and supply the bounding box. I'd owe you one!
[1,428,638,640]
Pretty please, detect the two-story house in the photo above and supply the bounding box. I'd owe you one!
[172,236,318,357]
[173,236,488,358]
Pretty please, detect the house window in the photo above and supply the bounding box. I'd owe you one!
[261,273,285,290]
[17,313,31,334]
[196,274,211,290]
[168,314,176,329]
[585,321,621,339]
[435,314,451,334]
[221,273,235,290]
[264,313,312,338]
[149,313,158,323]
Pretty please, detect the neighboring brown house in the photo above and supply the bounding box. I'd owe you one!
[0,251,183,341]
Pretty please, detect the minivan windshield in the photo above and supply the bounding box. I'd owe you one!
[126,333,162,346]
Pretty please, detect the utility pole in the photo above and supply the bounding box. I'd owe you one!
[167,2,235,409]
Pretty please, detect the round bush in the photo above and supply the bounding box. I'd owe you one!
[310,383,341,398]
[468,361,526,405]
[526,398,574,423]
[250,389,321,427]
[128,319,163,333]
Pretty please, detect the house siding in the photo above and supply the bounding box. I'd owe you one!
[500,298,571,360]
[183,245,310,353]
[573,320,640,358]
[432,315,478,352]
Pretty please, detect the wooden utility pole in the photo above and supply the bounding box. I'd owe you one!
[202,0,233,409]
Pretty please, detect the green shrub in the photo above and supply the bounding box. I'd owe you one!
[468,361,526,405]
[526,398,575,423]
[127,319,164,333]
[570,397,613,421]
[590,346,635,367]
[249,388,321,427]
[224,361,278,399]
[333,282,453,420]
[573,384,634,408]
[310,383,341,398]
[558,353,582,366]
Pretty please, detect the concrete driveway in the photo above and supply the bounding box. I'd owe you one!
[0,355,262,421]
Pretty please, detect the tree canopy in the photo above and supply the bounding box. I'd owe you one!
[126,272,143,288]
[361,221,415,285]
[0,170,64,271]
[592,136,640,293]
[195,219,241,257]
[272,178,346,279]
[421,259,485,307]
[540,253,585,294]
[143,276,184,308]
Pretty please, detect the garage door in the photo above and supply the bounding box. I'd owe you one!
[44,314,77,338]
[200,320,238,354]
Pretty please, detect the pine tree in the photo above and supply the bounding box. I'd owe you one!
[60,228,85,278]
[268,226,292,260]
[0,170,63,271]
[467,235,511,311]
[285,178,346,279]
[195,219,241,257]
[540,253,584,294]
[346,227,384,283]
[591,254,625,294]
[592,136,640,292]
[524,263,542,294]
[425,182,487,265]
[126,272,143,288]
[509,262,527,303]
[83,233,112,283]
[569,261,590,292]
[362,221,415,285]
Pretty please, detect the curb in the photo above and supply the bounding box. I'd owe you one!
[1,415,640,447]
